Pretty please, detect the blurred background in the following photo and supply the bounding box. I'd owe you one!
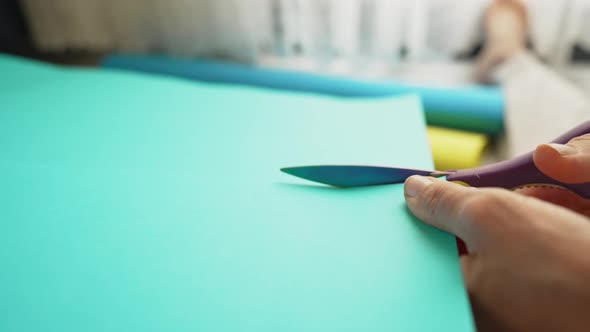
[2,0,590,168]
[4,0,590,73]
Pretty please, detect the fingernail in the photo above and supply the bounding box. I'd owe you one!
[547,143,577,156]
[404,176,433,197]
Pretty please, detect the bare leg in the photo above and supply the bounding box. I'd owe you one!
[475,0,527,83]
[477,0,590,158]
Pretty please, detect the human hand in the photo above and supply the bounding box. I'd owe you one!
[404,175,590,331]
[516,134,590,217]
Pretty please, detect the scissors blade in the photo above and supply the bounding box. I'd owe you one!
[281,165,449,187]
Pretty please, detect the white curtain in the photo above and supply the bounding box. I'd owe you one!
[19,0,590,65]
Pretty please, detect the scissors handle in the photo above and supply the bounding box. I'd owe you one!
[447,120,590,198]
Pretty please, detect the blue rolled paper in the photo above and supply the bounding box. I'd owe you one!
[102,54,504,134]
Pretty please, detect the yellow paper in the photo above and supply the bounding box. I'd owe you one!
[428,126,489,170]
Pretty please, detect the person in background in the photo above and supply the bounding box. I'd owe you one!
[475,0,590,158]
[405,1,590,331]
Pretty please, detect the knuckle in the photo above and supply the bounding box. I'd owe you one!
[461,189,514,223]
[419,182,456,218]
[569,134,590,147]
[461,195,492,220]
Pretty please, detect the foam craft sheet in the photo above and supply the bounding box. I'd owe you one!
[0,55,473,332]
[103,54,505,135]
[102,55,492,170]
[427,127,489,170]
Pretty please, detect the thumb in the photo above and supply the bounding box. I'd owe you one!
[403,175,584,253]
[533,134,590,183]
[404,176,482,247]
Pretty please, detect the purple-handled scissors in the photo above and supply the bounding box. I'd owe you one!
[281,120,590,199]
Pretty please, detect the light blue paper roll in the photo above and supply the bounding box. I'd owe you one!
[103,54,504,134]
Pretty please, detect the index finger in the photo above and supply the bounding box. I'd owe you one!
[534,134,590,183]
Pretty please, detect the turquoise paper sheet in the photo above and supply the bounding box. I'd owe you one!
[0,55,473,332]
[103,54,505,134]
